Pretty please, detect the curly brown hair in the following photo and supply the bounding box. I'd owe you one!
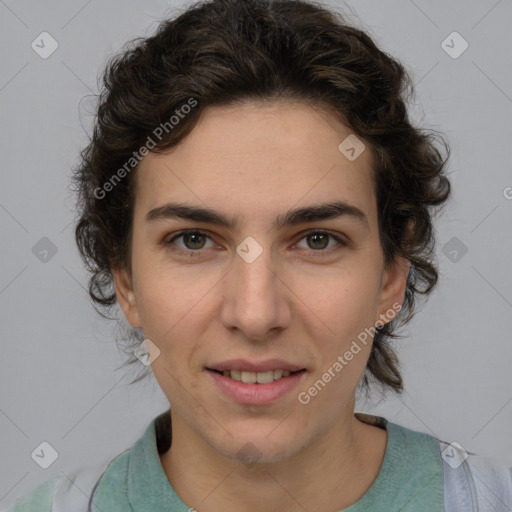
[73,0,451,395]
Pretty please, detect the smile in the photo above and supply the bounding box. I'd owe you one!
[212,369,298,383]
[207,368,307,405]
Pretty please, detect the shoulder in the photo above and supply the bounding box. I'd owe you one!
[8,413,166,512]
[7,451,130,512]
[389,419,512,510]
[439,439,512,511]
[89,448,131,508]
[354,414,445,510]
[8,475,63,512]
[369,416,512,510]
[379,418,443,470]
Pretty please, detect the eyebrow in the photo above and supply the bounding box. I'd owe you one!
[145,201,370,231]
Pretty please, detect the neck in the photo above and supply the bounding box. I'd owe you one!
[159,409,387,512]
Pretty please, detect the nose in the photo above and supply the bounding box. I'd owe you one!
[219,244,292,342]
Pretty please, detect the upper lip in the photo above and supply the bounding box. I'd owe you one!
[207,359,305,373]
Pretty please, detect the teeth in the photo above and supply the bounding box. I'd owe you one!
[241,371,257,383]
[273,369,283,380]
[256,371,274,384]
[220,369,297,383]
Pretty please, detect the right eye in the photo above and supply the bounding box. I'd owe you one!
[165,230,218,255]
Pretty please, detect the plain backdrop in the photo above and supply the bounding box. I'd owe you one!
[1,0,511,506]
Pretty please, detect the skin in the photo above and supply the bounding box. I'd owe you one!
[114,100,410,512]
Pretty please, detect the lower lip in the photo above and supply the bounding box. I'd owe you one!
[207,369,306,405]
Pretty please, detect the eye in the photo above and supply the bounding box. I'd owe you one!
[295,230,346,253]
[165,230,217,254]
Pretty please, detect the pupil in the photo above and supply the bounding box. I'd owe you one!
[185,233,205,249]
[309,233,328,249]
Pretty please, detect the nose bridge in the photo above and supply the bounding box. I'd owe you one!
[233,237,278,302]
[220,236,290,339]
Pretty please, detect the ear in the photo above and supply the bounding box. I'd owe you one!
[112,266,142,328]
[375,255,410,326]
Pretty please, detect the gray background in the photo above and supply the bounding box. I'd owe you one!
[1,0,511,507]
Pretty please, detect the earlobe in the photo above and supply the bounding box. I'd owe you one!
[112,267,142,328]
[376,256,410,326]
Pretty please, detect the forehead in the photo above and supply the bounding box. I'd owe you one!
[134,101,377,228]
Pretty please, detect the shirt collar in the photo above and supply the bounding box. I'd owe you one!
[125,411,443,511]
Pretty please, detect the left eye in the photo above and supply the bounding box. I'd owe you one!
[165,230,345,254]
[295,231,345,252]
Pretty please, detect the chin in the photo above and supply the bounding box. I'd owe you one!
[207,428,305,466]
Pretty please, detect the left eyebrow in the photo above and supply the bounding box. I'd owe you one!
[145,201,370,232]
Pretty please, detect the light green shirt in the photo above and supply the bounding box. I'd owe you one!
[11,411,445,511]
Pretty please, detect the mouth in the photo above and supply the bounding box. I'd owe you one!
[205,364,308,405]
[207,368,307,384]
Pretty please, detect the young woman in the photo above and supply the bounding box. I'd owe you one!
[10,0,512,510]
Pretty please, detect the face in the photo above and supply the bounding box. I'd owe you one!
[114,101,409,464]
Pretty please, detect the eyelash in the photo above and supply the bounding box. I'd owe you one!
[164,229,347,257]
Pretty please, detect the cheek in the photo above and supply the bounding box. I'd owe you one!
[131,247,214,335]
[134,272,204,400]
[290,266,381,395]
[294,264,382,339]
[130,259,220,389]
